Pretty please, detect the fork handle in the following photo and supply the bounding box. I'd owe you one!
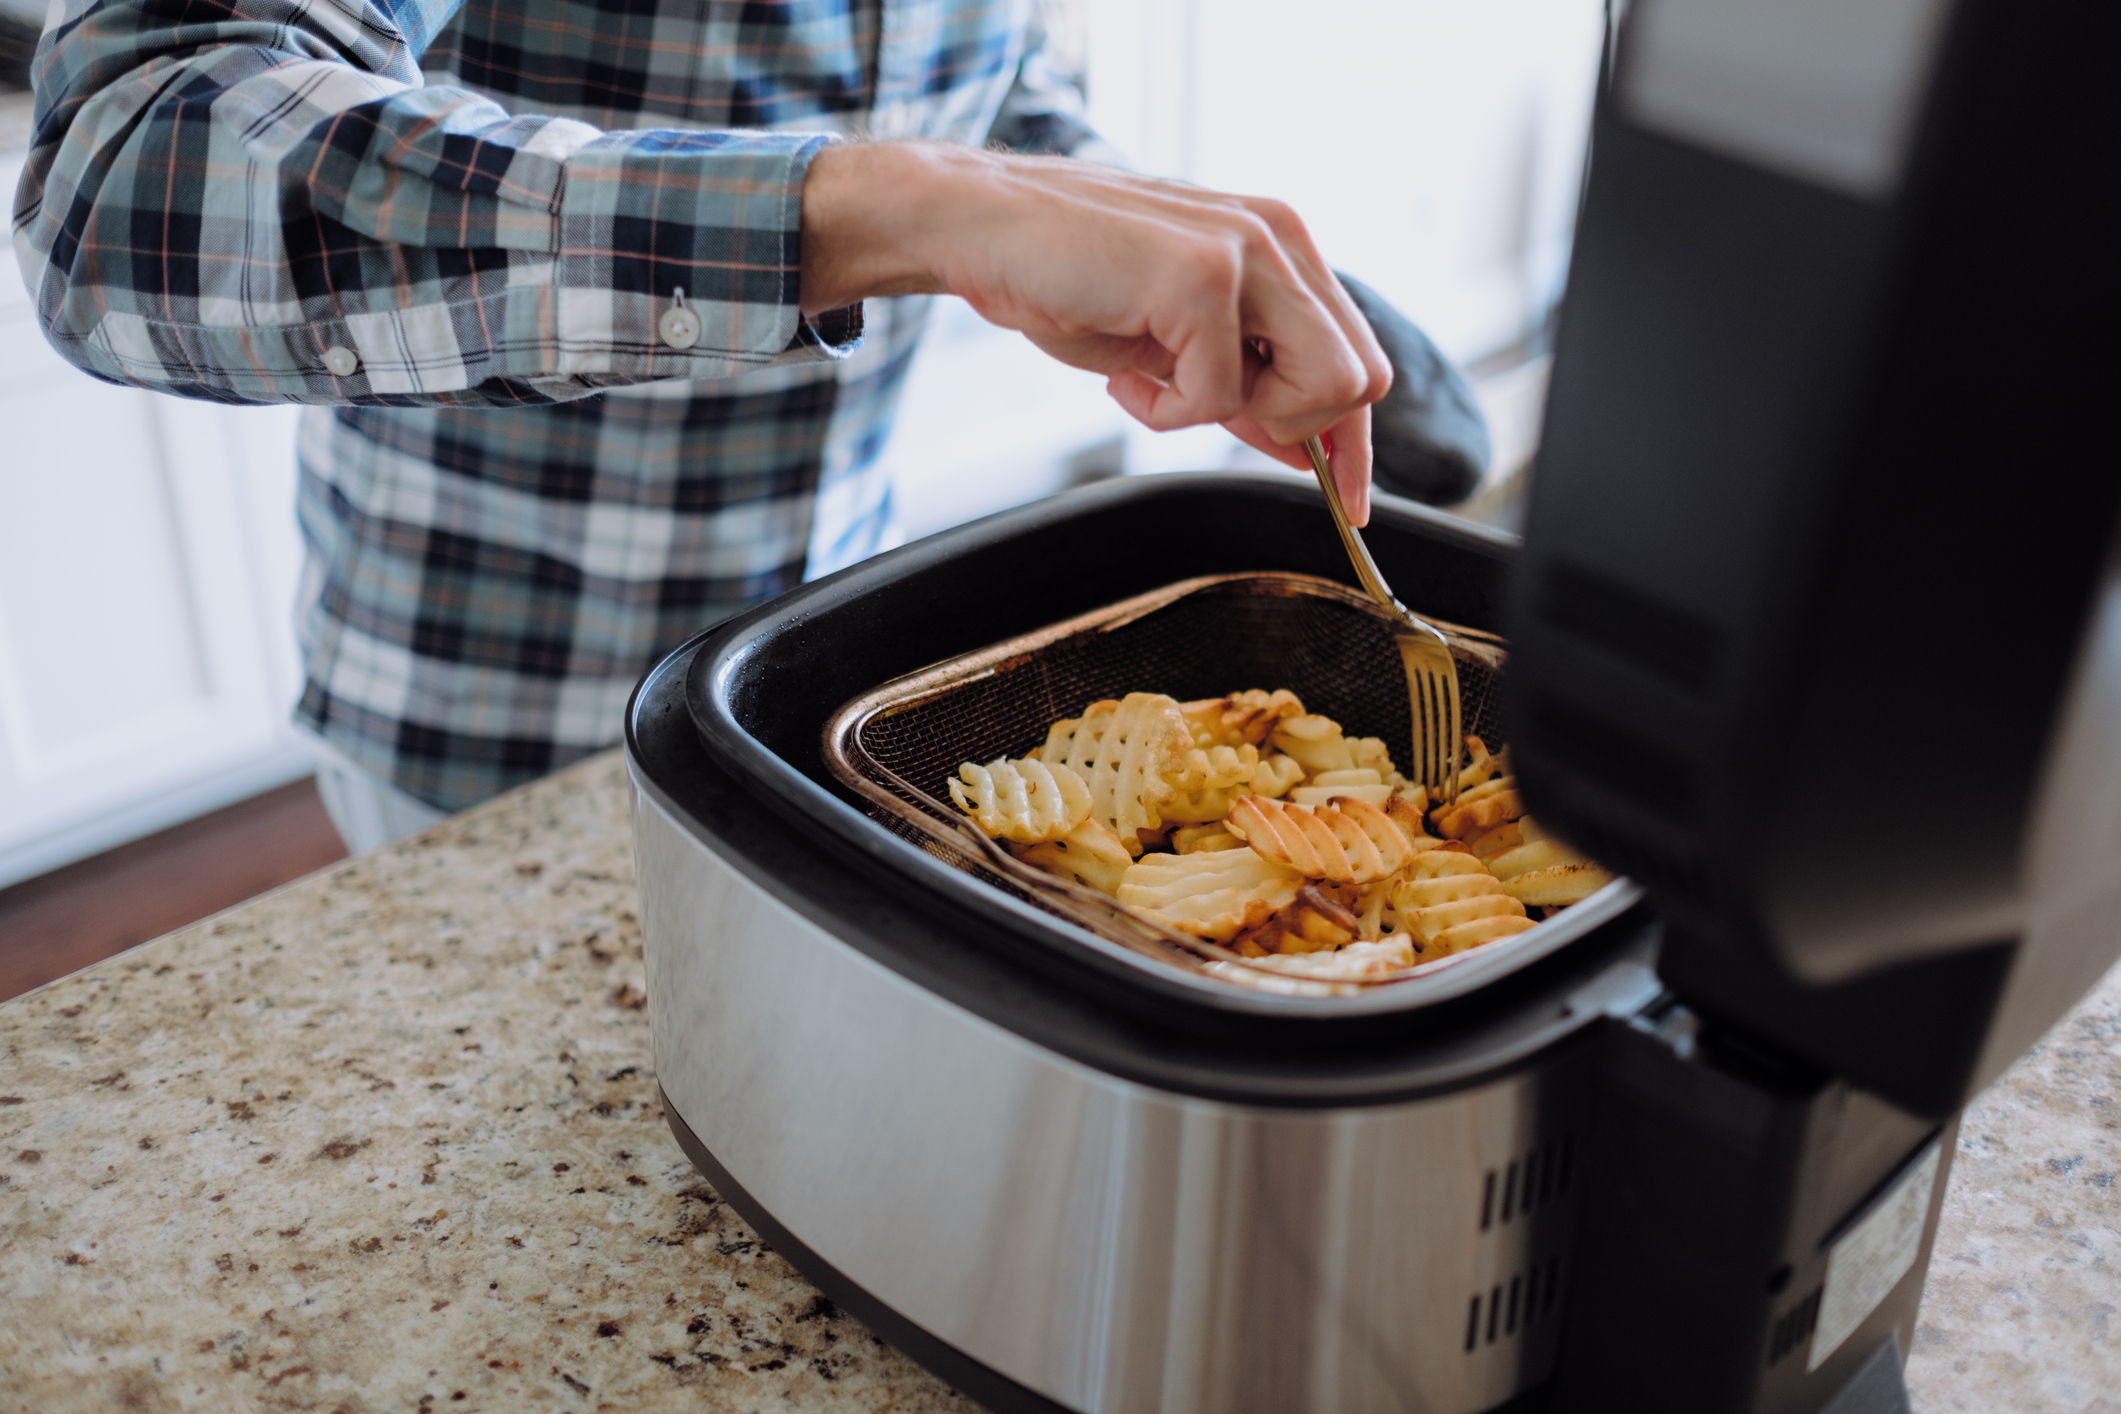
[1305,436,1400,611]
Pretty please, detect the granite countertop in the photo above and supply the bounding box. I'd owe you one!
[2,749,2115,1411]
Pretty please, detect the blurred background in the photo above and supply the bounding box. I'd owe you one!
[0,0,1605,994]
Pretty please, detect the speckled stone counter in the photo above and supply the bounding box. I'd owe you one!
[1,749,2114,1412]
[0,753,974,1414]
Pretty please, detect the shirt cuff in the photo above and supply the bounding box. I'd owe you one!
[549,127,862,380]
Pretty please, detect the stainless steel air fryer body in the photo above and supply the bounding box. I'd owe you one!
[634,789,1630,1414]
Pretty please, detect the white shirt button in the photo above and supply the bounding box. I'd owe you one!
[322,345,359,377]
[658,303,702,351]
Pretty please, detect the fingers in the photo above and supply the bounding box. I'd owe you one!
[1221,405,1375,528]
[1127,243,1248,431]
[1329,406,1374,528]
[920,148,1390,442]
[1224,204,1391,441]
[1243,197,1393,403]
[1221,415,1314,472]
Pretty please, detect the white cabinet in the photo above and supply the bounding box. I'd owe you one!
[0,149,312,888]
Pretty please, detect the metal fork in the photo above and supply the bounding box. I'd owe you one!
[1304,435,1463,808]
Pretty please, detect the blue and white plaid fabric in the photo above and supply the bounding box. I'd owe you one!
[14,0,1101,810]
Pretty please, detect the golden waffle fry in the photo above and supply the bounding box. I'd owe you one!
[1291,783,1395,808]
[1386,796,1443,850]
[1432,778,1525,840]
[1430,914,1538,956]
[1453,775,1516,808]
[1350,737,1405,790]
[1465,816,1551,861]
[947,757,1092,844]
[1310,768,1384,788]
[1268,714,1358,774]
[1499,863,1615,907]
[1236,935,1417,979]
[1355,879,1393,940]
[1391,871,1503,910]
[1332,796,1423,877]
[1456,736,1500,790]
[1228,795,1416,885]
[1250,754,1306,798]
[1386,840,1537,959]
[1163,742,1262,824]
[1403,845,1489,879]
[1038,692,1192,854]
[1175,742,1258,792]
[1172,824,1243,854]
[1231,882,1363,956]
[1014,818,1134,896]
[1401,893,1527,947]
[1485,837,1582,881]
[1233,795,1353,879]
[1116,848,1304,941]
[1179,690,1305,749]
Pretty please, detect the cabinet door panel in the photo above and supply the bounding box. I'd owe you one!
[0,165,311,888]
[0,369,216,769]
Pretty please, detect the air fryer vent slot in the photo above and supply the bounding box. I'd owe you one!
[1766,1285,1823,1366]
[1465,1256,1564,1352]
[1480,1133,1575,1232]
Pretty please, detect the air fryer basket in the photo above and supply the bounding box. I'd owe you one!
[823,572,1619,991]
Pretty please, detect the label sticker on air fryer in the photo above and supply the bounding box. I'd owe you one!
[1808,1139,1942,1371]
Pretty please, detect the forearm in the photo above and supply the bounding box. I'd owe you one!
[14,0,852,406]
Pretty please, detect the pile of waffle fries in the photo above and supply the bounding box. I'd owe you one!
[946,689,1614,984]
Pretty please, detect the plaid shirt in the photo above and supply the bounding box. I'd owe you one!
[14,0,1101,811]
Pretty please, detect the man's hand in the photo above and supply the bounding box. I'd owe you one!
[800,142,1391,524]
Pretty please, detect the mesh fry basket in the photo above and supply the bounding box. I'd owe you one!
[820,572,1594,992]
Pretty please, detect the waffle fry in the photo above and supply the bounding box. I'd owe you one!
[1014,818,1134,896]
[1229,795,1417,885]
[1251,754,1306,798]
[1386,843,1536,958]
[980,677,1611,982]
[1386,796,1443,851]
[1431,914,1537,954]
[1116,848,1304,941]
[1431,778,1526,841]
[1234,934,1416,979]
[1457,736,1495,785]
[1231,882,1363,956]
[1180,690,1305,749]
[948,757,1092,844]
[1038,693,1192,854]
[1173,824,1243,854]
[1163,742,1262,824]
[1466,816,1545,861]
[1403,894,1529,947]
[1485,837,1581,881]
[1269,715,1359,775]
[1499,862,1614,907]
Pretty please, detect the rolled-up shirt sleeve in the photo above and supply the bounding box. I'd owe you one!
[10,0,860,406]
